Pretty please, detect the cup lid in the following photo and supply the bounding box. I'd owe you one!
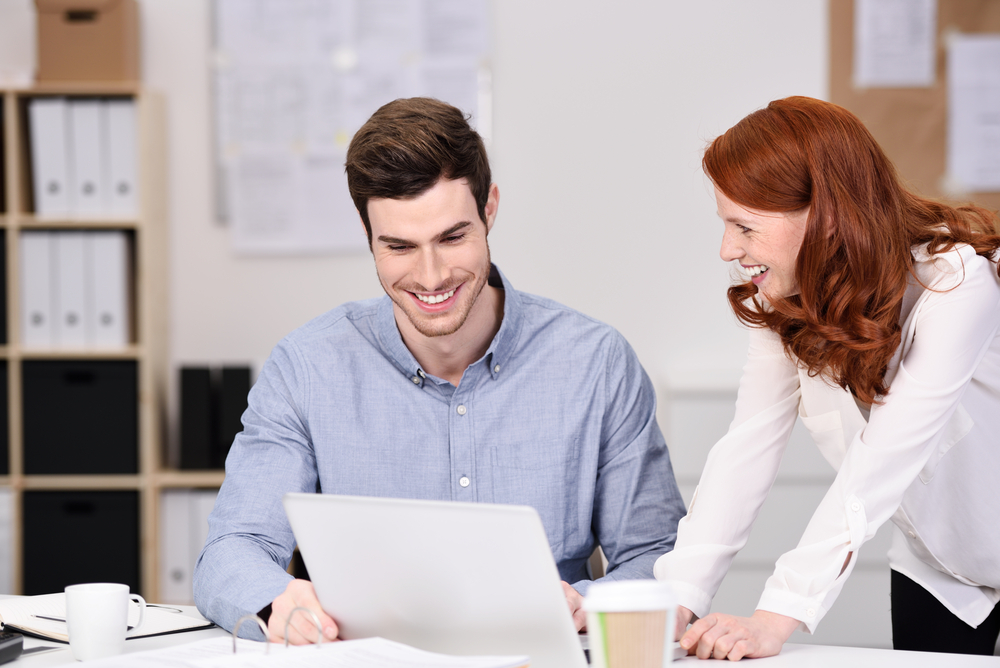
[583,580,675,612]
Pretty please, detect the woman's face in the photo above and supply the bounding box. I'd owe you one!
[716,187,809,300]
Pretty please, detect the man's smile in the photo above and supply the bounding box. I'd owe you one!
[408,283,463,311]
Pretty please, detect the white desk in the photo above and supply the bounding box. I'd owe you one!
[675,643,1000,666]
[6,605,998,666]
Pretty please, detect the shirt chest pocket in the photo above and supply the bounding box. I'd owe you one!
[488,441,581,551]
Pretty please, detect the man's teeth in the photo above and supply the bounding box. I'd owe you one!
[416,288,456,304]
[744,265,769,277]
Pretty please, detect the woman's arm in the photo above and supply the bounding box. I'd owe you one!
[655,325,801,619]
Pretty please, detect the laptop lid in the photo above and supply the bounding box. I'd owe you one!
[283,493,588,668]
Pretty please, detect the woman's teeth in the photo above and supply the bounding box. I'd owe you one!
[744,265,769,278]
[416,288,456,304]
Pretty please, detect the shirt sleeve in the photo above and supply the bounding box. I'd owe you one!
[572,332,688,595]
[193,339,317,639]
[757,247,1000,632]
[653,324,802,618]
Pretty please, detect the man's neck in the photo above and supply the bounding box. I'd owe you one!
[395,285,504,387]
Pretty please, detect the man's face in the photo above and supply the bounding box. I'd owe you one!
[368,178,498,338]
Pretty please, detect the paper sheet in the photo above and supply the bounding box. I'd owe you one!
[854,0,937,88]
[212,0,490,255]
[946,34,1000,193]
[80,636,528,668]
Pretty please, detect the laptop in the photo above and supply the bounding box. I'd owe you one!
[282,493,589,668]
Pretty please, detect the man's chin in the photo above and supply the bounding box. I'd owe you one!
[403,309,467,338]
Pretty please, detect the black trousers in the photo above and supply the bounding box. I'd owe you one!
[891,570,1000,655]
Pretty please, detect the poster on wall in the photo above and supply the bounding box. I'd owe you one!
[212,0,491,255]
[853,0,936,88]
[946,34,1000,193]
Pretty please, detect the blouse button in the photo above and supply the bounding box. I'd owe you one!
[806,608,816,618]
[850,502,861,512]
[459,476,470,488]
[908,530,917,539]
[457,405,467,415]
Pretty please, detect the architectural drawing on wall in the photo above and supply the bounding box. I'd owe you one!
[853,0,936,88]
[946,33,1000,194]
[212,0,491,255]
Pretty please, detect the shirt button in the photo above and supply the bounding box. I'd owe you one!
[806,608,816,618]
[494,364,500,373]
[459,476,470,487]
[411,376,420,384]
[457,405,467,415]
[851,502,861,512]
[908,530,916,539]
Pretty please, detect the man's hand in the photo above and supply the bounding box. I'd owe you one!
[267,579,339,644]
[561,581,587,631]
[679,610,798,661]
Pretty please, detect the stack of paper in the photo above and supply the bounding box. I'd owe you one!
[0,593,214,642]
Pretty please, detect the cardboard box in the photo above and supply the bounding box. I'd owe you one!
[35,0,139,82]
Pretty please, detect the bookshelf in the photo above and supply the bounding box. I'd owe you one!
[0,85,224,601]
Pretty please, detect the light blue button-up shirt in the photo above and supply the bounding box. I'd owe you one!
[194,266,685,637]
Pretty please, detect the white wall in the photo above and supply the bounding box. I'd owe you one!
[142,0,828,382]
[136,0,901,650]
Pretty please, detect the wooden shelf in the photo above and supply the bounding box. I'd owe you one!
[14,346,143,360]
[11,82,141,96]
[0,86,203,601]
[154,470,227,488]
[12,216,141,229]
[19,475,144,490]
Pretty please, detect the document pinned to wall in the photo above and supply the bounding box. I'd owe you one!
[212,0,491,255]
[854,0,937,88]
[946,34,1000,193]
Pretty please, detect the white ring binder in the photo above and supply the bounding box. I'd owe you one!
[283,606,324,648]
[231,614,269,654]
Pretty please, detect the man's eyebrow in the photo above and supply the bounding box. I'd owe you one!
[434,221,472,240]
[376,221,473,246]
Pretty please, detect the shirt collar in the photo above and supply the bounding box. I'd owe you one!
[376,264,524,386]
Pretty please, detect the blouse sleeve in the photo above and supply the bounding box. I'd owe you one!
[653,323,802,618]
[757,246,1000,632]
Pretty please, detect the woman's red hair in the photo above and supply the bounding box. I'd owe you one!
[704,96,1000,404]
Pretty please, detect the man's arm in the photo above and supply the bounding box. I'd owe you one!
[587,333,686,588]
[193,341,320,639]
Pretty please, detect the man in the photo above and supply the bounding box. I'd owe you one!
[193,97,685,643]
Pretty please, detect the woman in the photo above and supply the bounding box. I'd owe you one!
[654,96,1000,660]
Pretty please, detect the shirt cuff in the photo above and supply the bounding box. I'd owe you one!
[756,588,828,634]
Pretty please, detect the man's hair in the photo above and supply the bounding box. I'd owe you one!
[704,96,1000,405]
[345,97,491,245]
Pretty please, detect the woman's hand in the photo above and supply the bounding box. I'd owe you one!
[675,605,696,640]
[679,610,798,661]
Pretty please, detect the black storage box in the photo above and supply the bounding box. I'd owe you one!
[22,360,138,474]
[22,490,140,595]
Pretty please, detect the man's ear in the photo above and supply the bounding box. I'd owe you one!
[484,183,500,234]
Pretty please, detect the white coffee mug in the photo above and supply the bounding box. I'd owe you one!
[65,583,146,661]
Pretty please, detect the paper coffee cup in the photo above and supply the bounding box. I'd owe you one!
[584,580,676,667]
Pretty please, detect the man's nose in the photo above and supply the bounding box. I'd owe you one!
[415,247,449,291]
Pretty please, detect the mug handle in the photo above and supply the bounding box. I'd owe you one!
[126,593,147,636]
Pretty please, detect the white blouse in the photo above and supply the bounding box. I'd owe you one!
[654,243,1000,633]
